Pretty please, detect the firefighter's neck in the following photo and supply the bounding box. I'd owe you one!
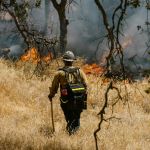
[64,61,73,67]
[65,64,73,67]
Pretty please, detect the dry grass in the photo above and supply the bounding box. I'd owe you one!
[0,58,150,150]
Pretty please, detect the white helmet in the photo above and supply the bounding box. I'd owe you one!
[63,51,75,62]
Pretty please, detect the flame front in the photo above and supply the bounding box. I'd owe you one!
[20,47,39,64]
[82,63,105,75]
[42,52,53,63]
[20,47,52,64]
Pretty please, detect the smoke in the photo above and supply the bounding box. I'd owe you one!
[67,0,149,62]
[28,1,46,32]
[0,0,149,68]
[124,8,148,56]
[122,7,150,70]
[67,0,150,71]
[0,1,49,58]
[8,45,24,58]
[67,0,103,58]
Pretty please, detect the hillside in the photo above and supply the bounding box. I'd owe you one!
[0,58,150,150]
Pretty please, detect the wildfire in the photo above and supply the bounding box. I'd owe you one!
[122,36,133,49]
[20,47,53,64]
[82,63,105,75]
[41,52,53,63]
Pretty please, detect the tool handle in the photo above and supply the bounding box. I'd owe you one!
[50,100,55,133]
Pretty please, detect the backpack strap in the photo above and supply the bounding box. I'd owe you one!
[59,67,82,83]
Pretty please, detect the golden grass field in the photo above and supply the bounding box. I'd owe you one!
[0,58,150,150]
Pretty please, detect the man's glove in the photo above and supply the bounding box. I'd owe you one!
[48,94,52,101]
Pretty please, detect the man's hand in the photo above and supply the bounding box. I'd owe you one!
[48,94,52,102]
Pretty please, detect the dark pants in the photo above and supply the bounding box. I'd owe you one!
[61,103,82,135]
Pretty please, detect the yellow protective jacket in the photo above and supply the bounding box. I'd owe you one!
[49,66,88,99]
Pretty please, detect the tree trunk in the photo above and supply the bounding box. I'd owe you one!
[51,0,68,54]
[58,11,68,53]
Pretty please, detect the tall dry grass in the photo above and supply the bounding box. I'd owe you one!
[0,58,150,150]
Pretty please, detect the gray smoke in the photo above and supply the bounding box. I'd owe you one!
[67,0,103,58]
[124,8,148,56]
[123,7,150,70]
[0,0,149,68]
[67,0,150,72]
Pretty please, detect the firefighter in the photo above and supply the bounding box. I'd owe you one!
[48,51,88,135]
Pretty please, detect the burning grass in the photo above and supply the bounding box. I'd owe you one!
[0,58,150,150]
[82,63,105,75]
[20,47,53,64]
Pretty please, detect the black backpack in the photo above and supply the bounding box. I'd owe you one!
[60,67,87,110]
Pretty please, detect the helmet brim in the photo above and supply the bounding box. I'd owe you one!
[63,59,74,62]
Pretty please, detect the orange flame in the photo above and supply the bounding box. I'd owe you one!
[122,36,132,49]
[42,52,53,63]
[20,47,53,64]
[82,63,105,75]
